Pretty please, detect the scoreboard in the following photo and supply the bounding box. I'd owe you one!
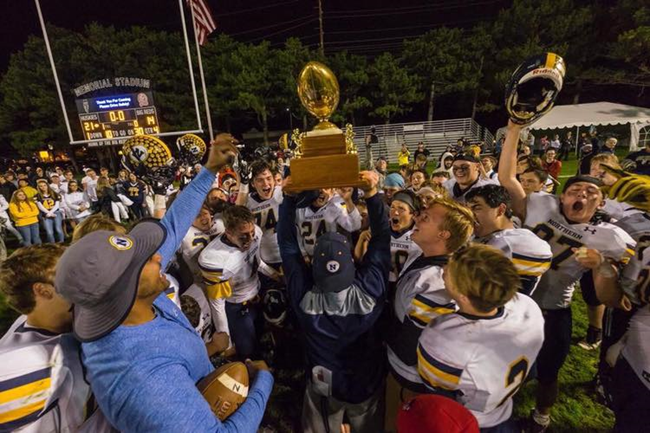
[75,92,160,142]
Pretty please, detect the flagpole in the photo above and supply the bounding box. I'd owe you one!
[178,0,203,133]
[189,3,214,140]
[34,0,75,143]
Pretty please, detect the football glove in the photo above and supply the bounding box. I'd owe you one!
[601,164,650,212]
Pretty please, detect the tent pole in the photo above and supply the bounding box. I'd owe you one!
[575,125,580,157]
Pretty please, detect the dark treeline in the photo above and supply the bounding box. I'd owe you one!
[0,0,648,154]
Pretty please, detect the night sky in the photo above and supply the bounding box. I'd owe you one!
[0,0,511,73]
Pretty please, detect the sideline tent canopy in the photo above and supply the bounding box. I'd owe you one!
[529,102,650,151]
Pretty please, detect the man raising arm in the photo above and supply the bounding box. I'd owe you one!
[55,135,274,433]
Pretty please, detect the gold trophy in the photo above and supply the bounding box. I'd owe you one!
[285,61,365,192]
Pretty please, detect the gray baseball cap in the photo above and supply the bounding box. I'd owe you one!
[55,221,166,342]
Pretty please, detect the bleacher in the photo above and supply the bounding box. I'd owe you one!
[351,118,495,167]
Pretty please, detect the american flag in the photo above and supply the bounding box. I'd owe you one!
[187,0,217,46]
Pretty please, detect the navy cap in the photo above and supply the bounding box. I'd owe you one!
[312,232,355,293]
[563,175,603,193]
[453,153,480,163]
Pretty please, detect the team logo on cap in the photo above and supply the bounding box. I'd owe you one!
[326,260,340,273]
[109,235,133,251]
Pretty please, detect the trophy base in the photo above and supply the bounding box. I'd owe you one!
[286,153,366,192]
[302,131,347,158]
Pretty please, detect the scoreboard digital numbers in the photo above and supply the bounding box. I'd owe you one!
[75,92,160,141]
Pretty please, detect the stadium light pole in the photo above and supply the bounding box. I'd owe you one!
[34,0,75,143]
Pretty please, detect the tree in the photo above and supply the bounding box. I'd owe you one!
[228,41,286,144]
[0,28,77,157]
[484,0,592,108]
[368,53,421,124]
[0,24,205,159]
[402,27,476,121]
[202,34,244,132]
[581,1,650,90]
[275,38,315,130]
[329,51,371,126]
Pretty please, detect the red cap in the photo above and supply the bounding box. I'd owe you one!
[397,395,479,433]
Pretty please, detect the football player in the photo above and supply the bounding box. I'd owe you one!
[590,171,650,415]
[296,187,361,258]
[180,206,215,285]
[243,161,284,268]
[384,198,474,429]
[198,205,282,360]
[519,168,548,197]
[180,285,230,357]
[418,244,544,430]
[599,207,650,432]
[466,185,552,295]
[498,121,636,432]
[443,154,497,203]
[387,191,422,284]
[204,187,229,237]
[0,245,111,432]
[578,154,641,351]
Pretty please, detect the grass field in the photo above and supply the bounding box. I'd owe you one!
[0,152,623,431]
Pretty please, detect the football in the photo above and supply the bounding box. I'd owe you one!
[198,361,250,420]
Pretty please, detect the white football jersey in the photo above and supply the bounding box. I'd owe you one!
[246,186,283,264]
[477,228,552,296]
[617,213,650,305]
[601,199,644,222]
[389,227,422,283]
[418,294,544,428]
[210,217,225,236]
[181,284,221,343]
[198,226,264,330]
[524,192,636,309]
[443,177,498,204]
[621,306,650,391]
[296,198,362,257]
[614,210,649,242]
[0,318,114,432]
[603,199,626,221]
[180,225,213,284]
[388,255,455,387]
[162,274,181,309]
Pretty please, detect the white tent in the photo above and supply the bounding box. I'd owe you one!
[529,102,650,151]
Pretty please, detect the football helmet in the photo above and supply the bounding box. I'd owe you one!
[505,53,566,126]
[122,135,173,171]
[263,288,288,327]
[176,134,207,165]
